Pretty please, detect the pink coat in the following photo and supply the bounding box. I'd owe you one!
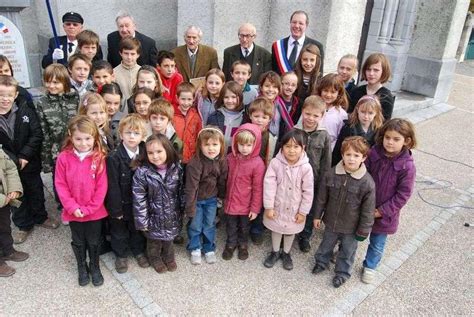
[224,123,265,216]
[55,149,108,222]
[263,151,314,234]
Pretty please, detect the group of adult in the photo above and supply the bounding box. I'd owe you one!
[42,10,325,83]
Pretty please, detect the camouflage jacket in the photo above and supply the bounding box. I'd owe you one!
[36,90,79,173]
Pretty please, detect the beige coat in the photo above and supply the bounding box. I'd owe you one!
[0,148,23,207]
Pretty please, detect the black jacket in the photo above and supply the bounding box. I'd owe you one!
[41,35,104,69]
[332,121,376,167]
[348,85,395,121]
[107,31,158,68]
[0,100,43,174]
[105,142,145,219]
[222,44,272,85]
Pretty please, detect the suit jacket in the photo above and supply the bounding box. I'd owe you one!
[172,44,219,83]
[222,44,272,85]
[271,35,324,75]
[42,36,104,69]
[107,31,158,68]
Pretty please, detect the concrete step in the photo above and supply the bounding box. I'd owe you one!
[397,102,455,124]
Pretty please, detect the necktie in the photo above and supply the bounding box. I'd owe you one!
[288,41,299,68]
[190,53,196,77]
[244,48,249,58]
[68,42,74,54]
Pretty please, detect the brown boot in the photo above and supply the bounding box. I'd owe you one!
[135,254,150,268]
[114,257,128,274]
[147,240,166,273]
[2,250,29,262]
[0,260,15,277]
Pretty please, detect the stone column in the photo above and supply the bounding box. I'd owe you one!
[363,0,417,91]
[402,0,470,103]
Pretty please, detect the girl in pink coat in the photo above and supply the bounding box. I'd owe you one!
[223,123,265,261]
[55,115,108,287]
[263,129,314,270]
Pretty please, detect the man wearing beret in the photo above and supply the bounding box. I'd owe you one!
[41,12,103,68]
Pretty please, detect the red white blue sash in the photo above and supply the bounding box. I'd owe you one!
[273,39,292,74]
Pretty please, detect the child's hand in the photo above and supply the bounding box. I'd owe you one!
[73,209,84,218]
[295,213,306,224]
[7,192,20,200]
[264,209,276,220]
[248,212,258,221]
[374,209,382,218]
[217,198,223,208]
[19,159,29,170]
[115,215,123,220]
[313,219,322,229]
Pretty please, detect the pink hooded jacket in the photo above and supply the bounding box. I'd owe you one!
[263,150,314,234]
[55,149,108,223]
[224,123,265,216]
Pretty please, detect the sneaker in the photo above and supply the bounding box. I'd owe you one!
[115,257,128,273]
[361,267,376,284]
[281,252,293,270]
[237,247,249,261]
[166,261,177,272]
[36,218,59,229]
[263,251,280,268]
[173,235,185,245]
[332,275,347,288]
[135,254,150,268]
[298,238,310,253]
[312,263,325,274]
[0,262,15,277]
[205,251,217,264]
[13,230,31,244]
[222,246,235,260]
[190,249,202,265]
[250,233,264,246]
[2,250,29,262]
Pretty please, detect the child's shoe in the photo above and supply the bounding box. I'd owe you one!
[36,217,60,229]
[190,249,202,265]
[312,263,326,274]
[332,275,347,288]
[152,260,167,273]
[115,257,128,273]
[205,251,217,264]
[250,233,263,246]
[222,246,235,260]
[13,230,32,244]
[2,250,29,262]
[361,267,376,284]
[298,237,310,253]
[135,254,150,268]
[237,246,249,260]
[166,260,177,272]
[0,261,15,277]
[281,252,293,270]
[263,251,280,268]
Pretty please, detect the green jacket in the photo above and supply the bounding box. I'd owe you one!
[36,90,79,173]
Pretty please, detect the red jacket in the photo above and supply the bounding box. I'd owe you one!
[173,107,202,163]
[158,70,183,111]
[224,123,265,216]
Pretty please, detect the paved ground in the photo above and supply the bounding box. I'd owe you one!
[0,66,472,315]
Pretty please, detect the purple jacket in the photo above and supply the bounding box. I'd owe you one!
[366,145,416,234]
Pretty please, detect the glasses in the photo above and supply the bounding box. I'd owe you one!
[238,33,255,39]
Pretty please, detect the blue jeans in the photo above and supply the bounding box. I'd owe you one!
[187,197,217,253]
[363,232,388,269]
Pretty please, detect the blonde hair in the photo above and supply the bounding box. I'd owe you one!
[118,113,147,136]
[78,92,109,131]
[302,95,326,113]
[235,130,255,145]
[196,126,225,160]
[62,115,107,172]
[349,95,384,131]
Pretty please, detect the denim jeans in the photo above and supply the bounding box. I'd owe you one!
[187,197,217,253]
[314,228,358,279]
[363,232,388,269]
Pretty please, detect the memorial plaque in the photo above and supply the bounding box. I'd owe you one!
[0,15,30,87]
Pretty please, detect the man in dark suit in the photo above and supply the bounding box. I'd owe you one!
[271,10,325,75]
[42,12,104,68]
[172,26,220,83]
[107,11,158,67]
[222,23,272,85]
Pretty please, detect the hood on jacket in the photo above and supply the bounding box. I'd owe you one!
[275,149,309,167]
[231,123,262,158]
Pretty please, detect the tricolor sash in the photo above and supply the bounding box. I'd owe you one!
[273,39,292,74]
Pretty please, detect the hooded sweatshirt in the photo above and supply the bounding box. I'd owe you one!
[224,123,265,216]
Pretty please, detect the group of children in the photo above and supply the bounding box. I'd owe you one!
[0,39,415,290]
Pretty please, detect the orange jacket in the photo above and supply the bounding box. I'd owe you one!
[173,107,202,163]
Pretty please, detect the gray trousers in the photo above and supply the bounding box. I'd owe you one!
[314,228,358,279]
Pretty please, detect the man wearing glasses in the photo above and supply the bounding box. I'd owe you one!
[42,12,103,68]
[222,23,271,85]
